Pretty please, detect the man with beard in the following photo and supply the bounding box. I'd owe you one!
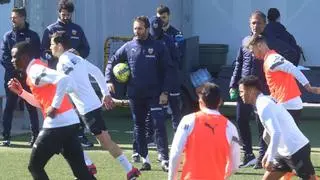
[41,0,93,148]
[105,16,173,172]
[0,7,40,147]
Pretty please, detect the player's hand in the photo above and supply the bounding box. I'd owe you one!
[102,95,114,110]
[46,106,57,118]
[69,48,80,56]
[107,83,115,94]
[7,78,23,95]
[159,92,168,105]
[264,161,274,172]
[304,84,320,94]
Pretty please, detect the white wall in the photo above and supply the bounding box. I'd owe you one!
[192,0,320,66]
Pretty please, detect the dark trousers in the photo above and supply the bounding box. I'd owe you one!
[129,97,169,160]
[236,97,267,157]
[288,109,302,126]
[28,124,94,180]
[168,93,181,132]
[2,76,39,138]
[133,113,154,154]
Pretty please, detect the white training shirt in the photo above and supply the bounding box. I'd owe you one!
[20,59,79,128]
[56,51,110,115]
[264,53,309,110]
[168,108,241,180]
[255,93,309,162]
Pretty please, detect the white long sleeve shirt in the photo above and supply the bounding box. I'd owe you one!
[265,53,309,109]
[56,51,110,115]
[168,108,241,180]
[255,94,309,162]
[20,59,79,128]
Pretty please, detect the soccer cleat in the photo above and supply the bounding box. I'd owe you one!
[161,160,169,172]
[87,164,97,175]
[239,153,256,168]
[79,135,94,148]
[140,162,151,171]
[131,153,141,163]
[127,167,141,180]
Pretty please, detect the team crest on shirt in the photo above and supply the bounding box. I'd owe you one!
[25,37,30,43]
[148,48,154,54]
[153,22,158,29]
[72,29,77,35]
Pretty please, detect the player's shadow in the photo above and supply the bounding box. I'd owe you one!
[234,172,264,176]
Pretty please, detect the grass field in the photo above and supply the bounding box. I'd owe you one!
[1,107,320,180]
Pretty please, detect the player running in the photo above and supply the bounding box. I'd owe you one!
[49,33,141,180]
[168,82,240,180]
[239,75,317,180]
[8,41,95,180]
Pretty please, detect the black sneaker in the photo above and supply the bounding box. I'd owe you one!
[161,160,169,172]
[79,135,94,148]
[29,134,38,147]
[131,153,141,163]
[239,153,256,168]
[140,162,151,171]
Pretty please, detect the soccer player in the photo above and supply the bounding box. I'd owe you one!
[50,33,141,180]
[246,34,320,125]
[168,82,241,180]
[8,41,94,180]
[238,75,317,180]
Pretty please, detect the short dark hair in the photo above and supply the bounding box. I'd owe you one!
[13,41,32,59]
[134,16,150,29]
[197,82,222,109]
[267,8,280,22]
[12,7,26,17]
[245,34,267,50]
[250,10,266,23]
[51,33,71,50]
[58,0,74,13]
[238,75,262,92]
[157,5,170,15]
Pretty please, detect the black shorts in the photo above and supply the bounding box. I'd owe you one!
[273,143,315,179]
[81,107,107,135]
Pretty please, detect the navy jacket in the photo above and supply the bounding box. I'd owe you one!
[105,35,173,98]
[41,20,90,60]
[263,22,300,66]
[164,25,184,66]
[0,23,40,79]
[229,36,269,94]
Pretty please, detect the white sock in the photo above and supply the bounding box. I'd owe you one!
[117,154,133,173]
[142,155,150,164]
[83,151,93,166]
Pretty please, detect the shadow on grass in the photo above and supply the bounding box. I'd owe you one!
[234,172,264,176]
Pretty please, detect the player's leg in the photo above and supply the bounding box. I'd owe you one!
[21,83,40,146]
[2,82,19,146]
[129,98,150,170]
[236,97,255,167]
[255,113,267,169]
[148,97,169,172]
[287,143,316,180]
[28,128,61,180]
[168,93,181,132]
[60,124,95,180]
[263,171,287,180]
[287,109,302,126]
